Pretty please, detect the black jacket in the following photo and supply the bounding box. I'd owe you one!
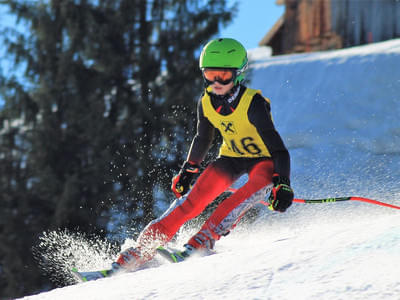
[187,85,291,178]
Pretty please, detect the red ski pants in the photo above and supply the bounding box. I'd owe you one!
[136,157,274,251]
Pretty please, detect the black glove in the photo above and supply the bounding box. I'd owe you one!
[268,174,294,212]
[171,161,200,198]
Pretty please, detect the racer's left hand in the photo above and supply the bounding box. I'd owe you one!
[268,174,294,212]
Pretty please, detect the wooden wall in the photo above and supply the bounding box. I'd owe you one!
[262,0,400,55]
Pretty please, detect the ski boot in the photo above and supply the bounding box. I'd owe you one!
[72,246,147,282]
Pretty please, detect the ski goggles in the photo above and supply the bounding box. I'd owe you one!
[202,68,236,85]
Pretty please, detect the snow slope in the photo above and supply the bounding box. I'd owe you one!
[23,213,400,300]
[21,39,400,300]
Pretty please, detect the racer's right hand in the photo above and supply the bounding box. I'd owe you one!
[171,161,200,198]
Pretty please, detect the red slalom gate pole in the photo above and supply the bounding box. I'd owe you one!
[226,188,400,210]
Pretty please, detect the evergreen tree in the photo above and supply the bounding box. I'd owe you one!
[0,0,235,298]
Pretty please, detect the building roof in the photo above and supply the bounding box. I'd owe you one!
[258,15,284,46]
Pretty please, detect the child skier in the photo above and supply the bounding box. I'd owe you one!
[73,38,294,282]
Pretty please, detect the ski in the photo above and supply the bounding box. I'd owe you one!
[71,246,194,283]
[71,267,112,283]
[156,246,190,263]
[156,245,216,263]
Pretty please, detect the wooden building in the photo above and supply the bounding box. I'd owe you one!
[260,0,400,55]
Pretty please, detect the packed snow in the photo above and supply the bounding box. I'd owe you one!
[21,39,400,300]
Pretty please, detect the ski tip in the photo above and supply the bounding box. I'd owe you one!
[70,268,111,283]
[71,267,87,283]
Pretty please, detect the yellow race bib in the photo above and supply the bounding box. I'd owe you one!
[201,88,272,158]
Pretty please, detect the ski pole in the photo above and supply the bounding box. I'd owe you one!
[293,196,399,210]
[226,188,400,210]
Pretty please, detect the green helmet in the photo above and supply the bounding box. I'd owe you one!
[199,38,248,84]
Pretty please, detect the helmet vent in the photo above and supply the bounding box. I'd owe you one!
[227,49,236,53]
